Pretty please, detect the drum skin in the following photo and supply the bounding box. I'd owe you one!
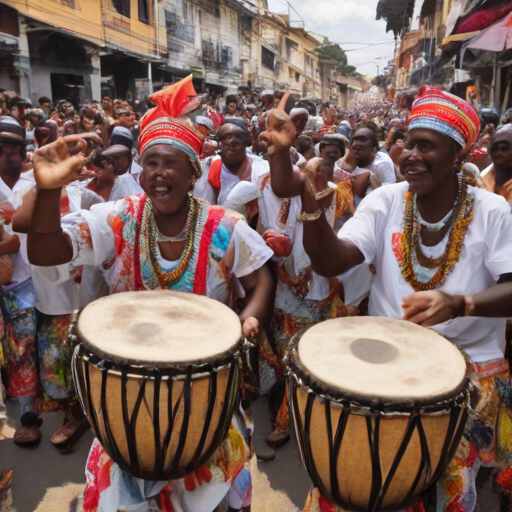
[286,317,471,512]
[73,346,240,481]
[291,383,468,511]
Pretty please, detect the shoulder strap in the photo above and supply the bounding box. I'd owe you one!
[208,158,222,191]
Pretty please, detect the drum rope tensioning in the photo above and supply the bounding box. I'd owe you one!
[284,317,472,512]
[71,290,245,481]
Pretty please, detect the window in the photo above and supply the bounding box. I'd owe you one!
[139,0,150,23]
[295,72,300,82]
[0,4,20,36]
[286,39,298,61]
[222,46,233,70]
[262,46,275,71]
[112,0,130,18]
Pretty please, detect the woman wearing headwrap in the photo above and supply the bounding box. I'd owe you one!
[27,76,274,512]
[264,87,512,512]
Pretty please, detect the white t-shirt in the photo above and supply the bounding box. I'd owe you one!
[353,151,397,206]
[196,154,269,209]
[1,174,36,292]
[339,181,512,362]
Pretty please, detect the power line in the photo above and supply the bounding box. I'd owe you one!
[345,42,395,52]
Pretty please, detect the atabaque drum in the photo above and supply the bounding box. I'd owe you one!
[72,290,242,481]
[285,317,471,512]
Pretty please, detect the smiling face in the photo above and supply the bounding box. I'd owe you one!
[320,144,342,167]
[81,116,95,132]
[399,128,459,197]
[140,144,196,216]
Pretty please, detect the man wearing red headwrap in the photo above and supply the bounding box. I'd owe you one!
[264,87,512,512]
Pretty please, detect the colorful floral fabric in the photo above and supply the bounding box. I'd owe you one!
[2,286,37,399]
[83,417,251,512]
[60,194,271,512]
[36,313,77,413]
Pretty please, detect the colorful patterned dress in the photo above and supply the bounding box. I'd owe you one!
[61,194,272,512]
[253,168,370,433]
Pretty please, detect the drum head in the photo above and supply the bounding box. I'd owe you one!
[292,317,467,406]
[77,291,242,366]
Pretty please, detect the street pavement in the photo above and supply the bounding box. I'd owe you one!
[0,396,311,512]
[0,396,500,511]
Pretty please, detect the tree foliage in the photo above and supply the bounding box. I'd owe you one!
[316,38,359,77]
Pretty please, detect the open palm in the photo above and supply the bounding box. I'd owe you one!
[33,133,101,190]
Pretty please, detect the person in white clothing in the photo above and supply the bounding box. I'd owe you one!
[195,119,265,227]
[0,117,41,447]
[350,127,396,205]
[264,87,512,512]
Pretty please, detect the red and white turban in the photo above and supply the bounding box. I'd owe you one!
[139,75,203,174]
[408,86,480,152]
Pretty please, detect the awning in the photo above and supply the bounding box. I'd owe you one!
[443,30,481,45]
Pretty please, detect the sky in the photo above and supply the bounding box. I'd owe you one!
[266,0,418,77]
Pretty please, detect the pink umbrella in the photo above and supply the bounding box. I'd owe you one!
[466,12,512,51]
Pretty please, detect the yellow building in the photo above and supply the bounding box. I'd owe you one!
[0,0,166,102]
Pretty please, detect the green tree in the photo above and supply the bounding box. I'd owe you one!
[316,38,359,77]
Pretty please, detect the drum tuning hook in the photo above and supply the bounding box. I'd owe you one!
[243,337,256,349]
[64,310,79,348]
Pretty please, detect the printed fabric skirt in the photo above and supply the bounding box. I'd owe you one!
[36,312,78,414]
[83,407,253,512]
[1,287,38,400]
[302,358,512,512]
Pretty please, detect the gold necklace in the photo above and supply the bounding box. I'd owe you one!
[400,175,474,291]
[141,197,199,288]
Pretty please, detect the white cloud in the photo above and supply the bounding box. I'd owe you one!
[267,0,399,76]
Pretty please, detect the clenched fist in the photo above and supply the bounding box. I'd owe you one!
[33,133,101,190]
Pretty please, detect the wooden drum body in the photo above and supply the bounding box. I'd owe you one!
[285,317,470,512]
[72,291,242,481]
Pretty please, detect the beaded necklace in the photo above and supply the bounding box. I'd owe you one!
[139,196,201,288]
[154,196,195,243]
[400,174,474,291]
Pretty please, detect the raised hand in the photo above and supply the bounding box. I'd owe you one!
[33,133,101,190]
[260,92,297,158]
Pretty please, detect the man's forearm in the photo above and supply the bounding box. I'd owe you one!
[301,183,364,277]
[239,265,276,328]
[27,188,73,266]
[268,147,302,198]
[0,234,20,256]
[463,282,512,318]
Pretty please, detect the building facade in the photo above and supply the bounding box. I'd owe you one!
[0,0,332,103]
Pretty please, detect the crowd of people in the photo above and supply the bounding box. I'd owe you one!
[1,77,512,512]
